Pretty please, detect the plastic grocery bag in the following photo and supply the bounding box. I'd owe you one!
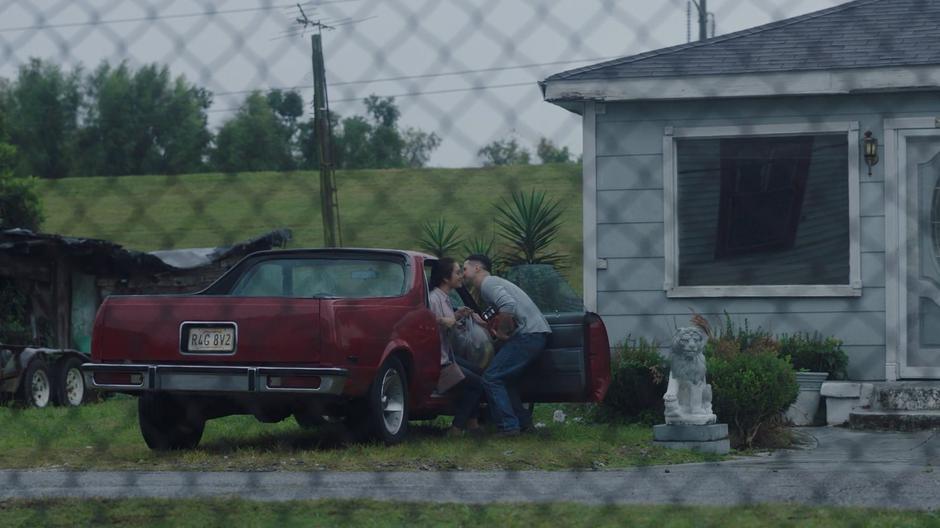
[451,318,494,371]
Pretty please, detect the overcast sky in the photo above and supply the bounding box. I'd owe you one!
[0,0,847,166]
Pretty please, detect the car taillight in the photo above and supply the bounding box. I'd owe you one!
[94,371,144,386]
[267,375,321,389]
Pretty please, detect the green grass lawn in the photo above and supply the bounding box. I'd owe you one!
[36,164,583,291]
[0,398,710,471]
[3,499,938,528]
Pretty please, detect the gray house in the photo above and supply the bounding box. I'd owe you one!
[541,0,940,383]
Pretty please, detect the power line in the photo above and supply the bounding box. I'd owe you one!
[206,80,536,114]
[332,81,536,102]
[0,0,364,33]
[213,55,620,97]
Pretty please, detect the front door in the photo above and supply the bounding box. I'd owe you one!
[899,129,940,378]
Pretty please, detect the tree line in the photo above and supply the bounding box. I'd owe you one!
[0,59,576,179]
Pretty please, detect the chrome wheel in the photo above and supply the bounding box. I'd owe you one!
[63,367,85,406]
[380,367,405,435]
[30,368,51,408]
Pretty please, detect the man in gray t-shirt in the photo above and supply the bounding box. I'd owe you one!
[462,254,551,435]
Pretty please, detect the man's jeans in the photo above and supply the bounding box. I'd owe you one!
[451,355,484,429]
[482,332,548,432]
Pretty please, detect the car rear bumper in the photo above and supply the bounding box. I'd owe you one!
[82,363,348,395]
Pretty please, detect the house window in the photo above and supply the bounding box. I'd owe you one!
[665,123,861,297]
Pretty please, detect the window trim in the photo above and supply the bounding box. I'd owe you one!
[663,121,862,298]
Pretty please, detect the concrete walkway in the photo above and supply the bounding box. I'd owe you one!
[1,427,938,509]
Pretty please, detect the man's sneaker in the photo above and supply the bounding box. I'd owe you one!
[496,428,521,437]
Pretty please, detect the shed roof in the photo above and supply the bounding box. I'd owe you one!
[0,228,292,276]
[545,0,940,83]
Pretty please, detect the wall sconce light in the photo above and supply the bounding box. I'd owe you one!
[863,130,879,176]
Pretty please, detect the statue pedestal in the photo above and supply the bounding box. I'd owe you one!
[653,423,730,455]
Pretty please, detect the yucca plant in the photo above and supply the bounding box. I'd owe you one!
[494,189,566,267]
[416,217,463,258]
[462,233,502,274]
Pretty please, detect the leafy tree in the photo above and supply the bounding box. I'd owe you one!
[267,89,304,159]
[303,95,440,170]
[4,59,81,179]
[78,62,212,176]
[364,94,400,128]
[0,142,43,231]
[211,91,294,172]
[0,140,43,345]
[364,95,403,168]
[402,128,441,168]
[266,89,304,128]
[337,115,375,170]
[297,109,343,169]
[478,137,531,166]
[536,137,572,164]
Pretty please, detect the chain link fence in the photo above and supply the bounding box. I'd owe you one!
[3,0,940,523]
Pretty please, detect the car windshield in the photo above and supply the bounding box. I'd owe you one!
[230,257,406,298]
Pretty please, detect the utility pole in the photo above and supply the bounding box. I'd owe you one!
[297,5,342,247]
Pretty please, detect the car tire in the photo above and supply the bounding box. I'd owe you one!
[138,392,205,450]
[53,357,87,407]
[364,356,409,445]
[21,359,52,408]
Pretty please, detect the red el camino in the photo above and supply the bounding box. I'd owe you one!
[83,249,611,449]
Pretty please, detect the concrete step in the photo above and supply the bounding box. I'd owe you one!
[871,383,940,411]
[849,410,940,431]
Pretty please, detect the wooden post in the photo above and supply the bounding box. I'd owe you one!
[54,254,71,349]
[312,33,341,247]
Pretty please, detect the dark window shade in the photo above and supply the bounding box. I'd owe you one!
[716,136,812,258]
[676,134,849,287]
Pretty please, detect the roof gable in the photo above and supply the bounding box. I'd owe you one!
[545,0,940,83]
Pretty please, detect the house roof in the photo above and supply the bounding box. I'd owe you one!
[545,0,940,83]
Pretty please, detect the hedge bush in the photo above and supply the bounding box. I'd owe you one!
[779,332,848,380]
[697,313,799,448]
[707,351,798,448]
[594,336,667,425]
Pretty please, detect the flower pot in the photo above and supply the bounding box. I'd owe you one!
[785,371,829,426]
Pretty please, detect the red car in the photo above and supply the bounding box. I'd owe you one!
[83,249,611,449]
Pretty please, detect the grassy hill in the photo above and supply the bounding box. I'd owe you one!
[37,164,583,291]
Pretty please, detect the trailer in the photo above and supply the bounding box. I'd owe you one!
[0,344,91,407]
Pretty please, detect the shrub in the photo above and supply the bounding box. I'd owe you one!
[692,312,798,448]
[779,332,848,380]
[594,336,667,425]
[493,189,566,268]
[416,217,462,258]
[701,313,778,359]
[707,351,798,448]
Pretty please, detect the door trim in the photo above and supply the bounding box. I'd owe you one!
[886,118,940,379]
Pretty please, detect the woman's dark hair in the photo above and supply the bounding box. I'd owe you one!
[429,257,457,289]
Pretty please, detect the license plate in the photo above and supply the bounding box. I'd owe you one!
[187,327,235,352]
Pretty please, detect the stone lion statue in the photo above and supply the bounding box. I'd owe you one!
[663,327,716,425]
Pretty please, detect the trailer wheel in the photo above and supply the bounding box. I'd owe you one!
[21,359,52,408]
[138,392,205,450]
[54,357,87,407]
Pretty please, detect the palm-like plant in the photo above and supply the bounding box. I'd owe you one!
[462,233,501,273]
[416,217,463,258]
[494,190,566,267]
